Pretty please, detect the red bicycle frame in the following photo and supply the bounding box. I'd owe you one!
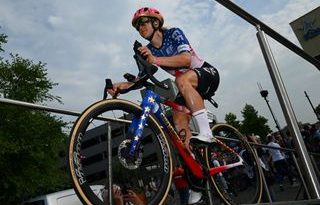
[145,91,244,179]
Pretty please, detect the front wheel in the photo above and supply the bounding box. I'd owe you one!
[205,123,263,205]
[68,99,173,205]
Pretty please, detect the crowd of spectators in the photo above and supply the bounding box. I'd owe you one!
[245,122,319,199]
[300,123,320,153]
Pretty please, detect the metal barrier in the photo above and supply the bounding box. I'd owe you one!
[1,97,320,204]
[0,97,130,124]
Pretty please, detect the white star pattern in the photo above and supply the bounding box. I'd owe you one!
[145,106,150,113]
[147,27,195,77]
[138,123,143,129]
[148,97,155,103]
[134,136,139,141]
[148,28,190,58]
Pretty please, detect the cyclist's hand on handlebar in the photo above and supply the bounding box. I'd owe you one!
[138,46,157,65]
[107,82,133,97]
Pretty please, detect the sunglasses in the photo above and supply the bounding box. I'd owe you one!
[135,17,151,30]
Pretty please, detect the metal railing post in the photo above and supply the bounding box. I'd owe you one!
[107,123,113,205]
[256,26,320,199]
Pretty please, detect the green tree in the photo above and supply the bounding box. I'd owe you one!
[0,34,68,204]
[225,112,241,130]
[239,104,272,142]
[0,31,7,53]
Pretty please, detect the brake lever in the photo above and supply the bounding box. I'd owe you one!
[133,40,145,58]
[103,79,113,99]
[103,78,120,99]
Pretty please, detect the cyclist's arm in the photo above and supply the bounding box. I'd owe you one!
[155,52,191,68]
[152,27,192,68]
[138,46,191,68]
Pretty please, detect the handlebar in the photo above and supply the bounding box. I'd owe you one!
[103,40,169,99]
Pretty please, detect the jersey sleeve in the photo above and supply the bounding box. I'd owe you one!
[170,28,191,54]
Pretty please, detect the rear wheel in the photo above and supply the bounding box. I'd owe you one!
[68,99,173,205]
[205,123,263,205]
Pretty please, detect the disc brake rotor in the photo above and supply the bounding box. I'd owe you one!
[118,139,143,170]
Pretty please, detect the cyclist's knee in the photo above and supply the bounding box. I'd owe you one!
[175,76,186,92]
[175,74,195,93]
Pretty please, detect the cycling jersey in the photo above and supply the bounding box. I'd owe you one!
[147,27,204,76]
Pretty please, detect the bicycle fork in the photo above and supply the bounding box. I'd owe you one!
[127,90,161,157]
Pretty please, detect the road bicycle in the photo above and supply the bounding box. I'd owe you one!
[68,41,263,205]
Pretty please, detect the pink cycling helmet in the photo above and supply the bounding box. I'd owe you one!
[132,7,164,28]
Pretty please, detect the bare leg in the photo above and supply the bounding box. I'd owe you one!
[175,70,213,145]
[173,110,192,153]
[175,70,208,203]
[175,71,204,112]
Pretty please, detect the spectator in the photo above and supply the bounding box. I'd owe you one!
[102,184,123,205]
[310,124,320,153]
[267,134,296,191]
[149,177,158,194]
[284,131,295,150]
[123,190,146,205]
[103,184,145,205]
[211,152,228,192]
[301,125,313,152]
[144,185,153,202]
[275,133,286,148]
[247,134,275,202]
[283,131,298,176]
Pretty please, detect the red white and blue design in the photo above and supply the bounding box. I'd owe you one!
[128,90,161,156]
[147,27,204,76]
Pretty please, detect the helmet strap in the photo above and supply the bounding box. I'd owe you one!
[145,18,160,41]
[146,28,156,41]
